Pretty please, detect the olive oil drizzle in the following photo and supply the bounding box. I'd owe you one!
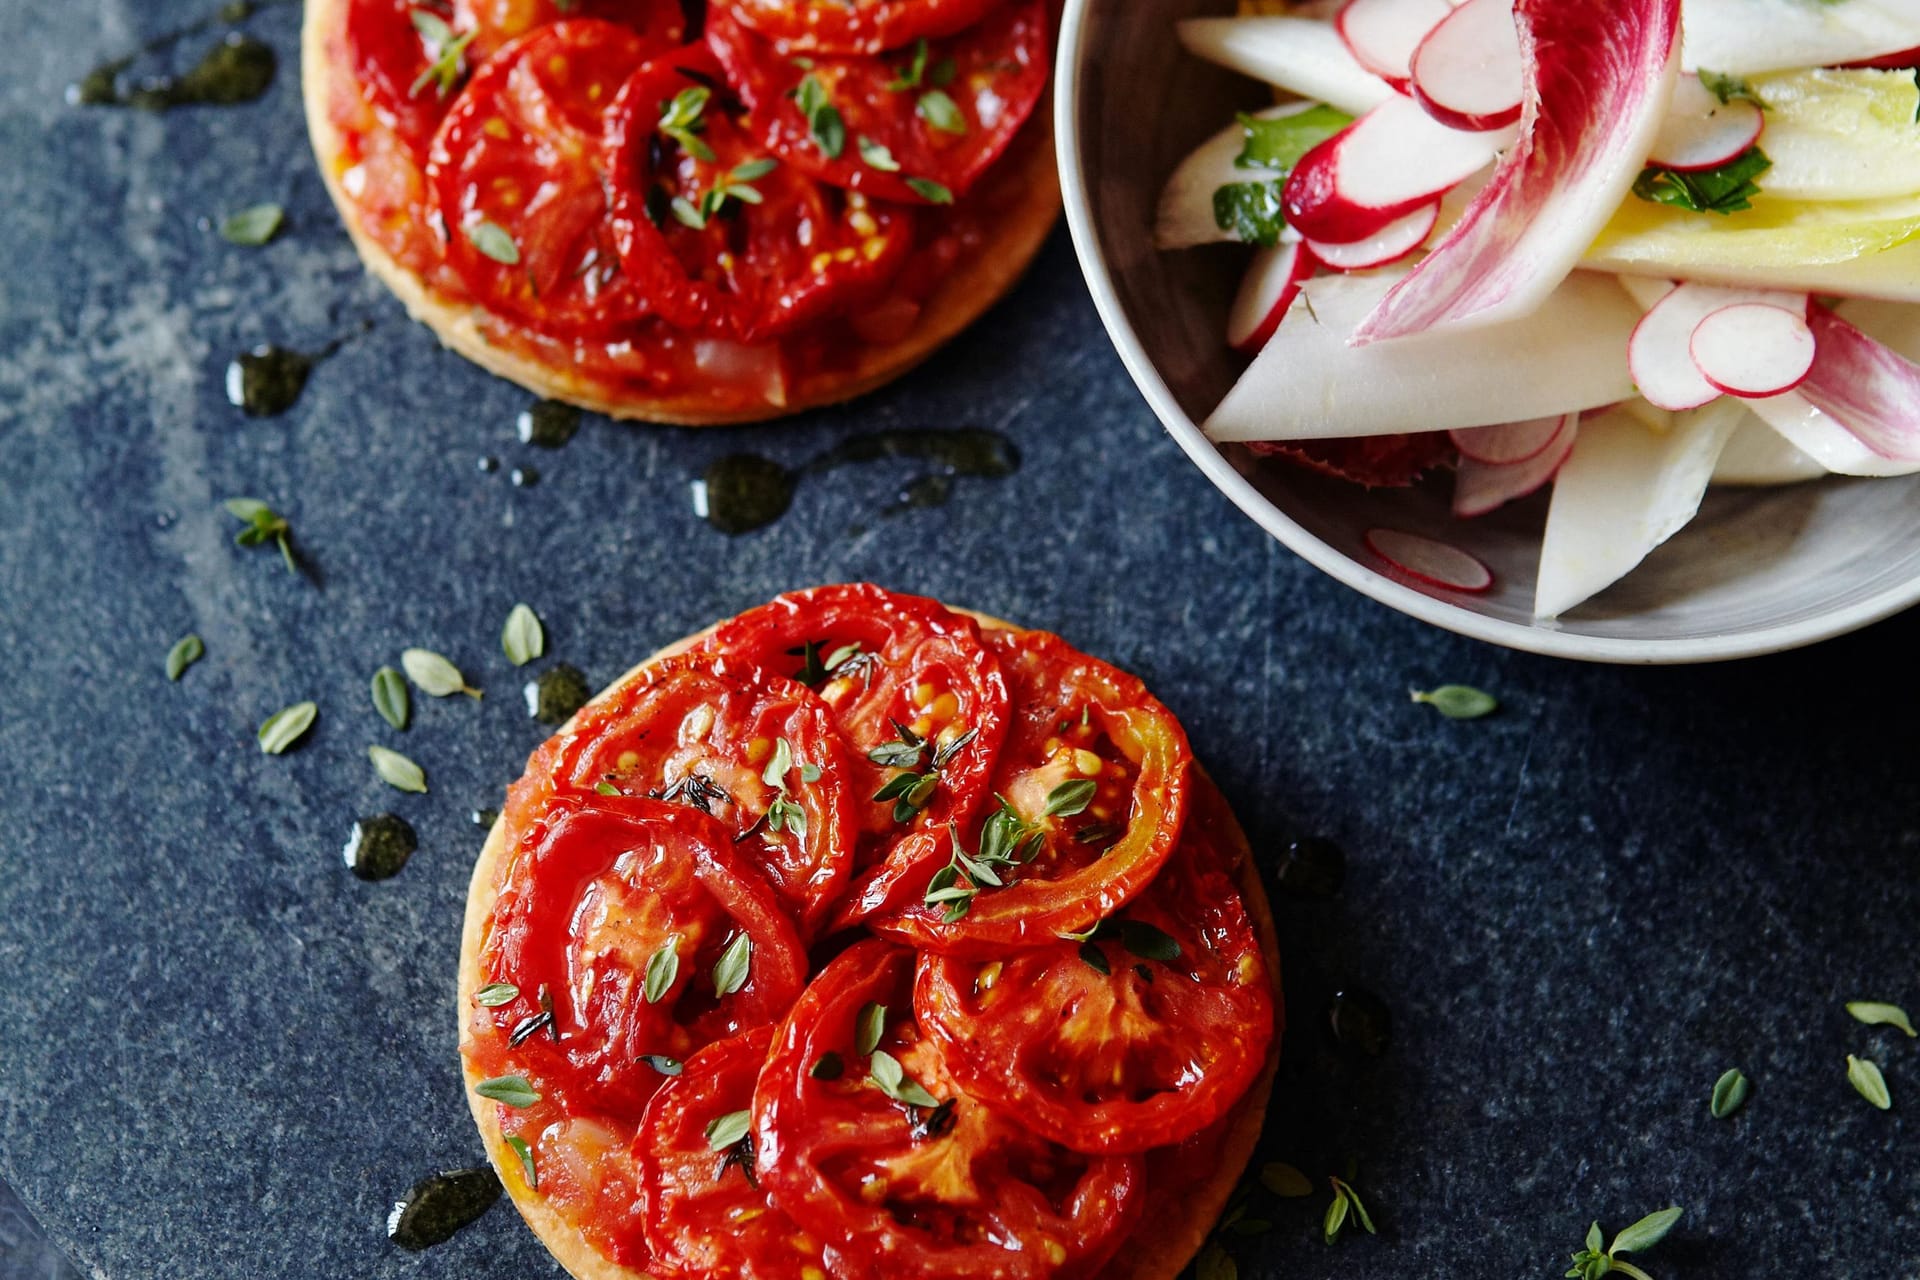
[696,427,1021,534]
[386,1167,502,1251]
[69,1,296,112]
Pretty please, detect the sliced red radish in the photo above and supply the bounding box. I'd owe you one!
[1409,0,1525,131]
[1793,306,1920,462]
[1155,103,1315,250]
[1306,202,1438,269]
[1449,414,1564,464]
[1688,302,1817,398]
[1354,0,1683,345]
[1282,95,1507,244]
[1176,17,1397,118]
[1646,73,1763,170]
[1228,242,1317,353]
[1451,411,1577,516]
[1364,527,1495,592]
[1627,282,1806,410]
[1336,0,1454,88]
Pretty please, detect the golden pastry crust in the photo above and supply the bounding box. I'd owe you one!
[300,0,1062,425]
[458,609,1279,1280]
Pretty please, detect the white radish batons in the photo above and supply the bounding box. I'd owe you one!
[1535,403,1745,618]
[1228,242,1316,352]
[1408,0,1525,132]
[1452,412,1580,517]
[1204,270,1641,440]
[1646,74,1764,171]
[1335,0,1452,85]
[1627,281,1808,410]
[1176,17,1397,116]
[1305,203,1438,267]
[1688,302,1817,398]
[1364,528,1495,592]
[1712,412,1828,484]
[1680,0,1920,75]
[1155,104,1313,250]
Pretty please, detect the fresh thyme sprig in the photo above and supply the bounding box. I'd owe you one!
[224,498,297,573]
[408,8,475,99]
[1566,1207,1684,1280]
[922,799,1044,921]
[871,721,977,822]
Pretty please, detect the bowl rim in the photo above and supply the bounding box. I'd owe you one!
[1050,0,1920,665]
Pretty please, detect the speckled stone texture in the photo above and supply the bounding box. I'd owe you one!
[1,3,1916,1279]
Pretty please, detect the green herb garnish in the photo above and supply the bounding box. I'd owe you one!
[916,88,966,134]
[475,982,519,1007]
[1043,778,1097,817]
[643,937,680,1004]
[1323,1175,1377,1246]
[811,1051,844,1080]
[1697,69,1764,107]
[501,603,544,667]
[793,74,845,158]
[1847,1054,1892,1109]
[855,1001,887,1055]
[220,202,284,246]
[659,86,717,162]
[467,220,520,264]
[870,722,976,822]
[1567,1207,1683,1280]
[905,176,953,204]
[887,39,931,90]
[224,498,297,574]
[712,932,752,996]
[704,1109,752,1150]
[257,701,317,755]
[1410,684,1498,719]
[368,745,428,793]
[1211,181,1288,248]
[1261,1162,1314,1198]
[1846,1000,1917,1037]
[1633,147,1771,215]
[671,159,779,230]
[1235,105,1350,170]
[1710,1067,1750,1118]
[504,1135,538,1189]
[408,9,475,99]
[474,1075,539,1108]
[923,801,1044,921]
[858,136,902,172]
[165,633,204,681]
[869,1049,940,1107]
[371,665,410,731]
[641,1054,684,1075]
[402,647,481,699]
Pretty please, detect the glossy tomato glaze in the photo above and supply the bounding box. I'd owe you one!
[462,586,1279,1278]
[318,0,1047,412]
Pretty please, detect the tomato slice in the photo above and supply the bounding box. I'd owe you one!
[696,585,1009,908]
[866,626,1192,954]
[635,1026,832,1278]
[753,939,1143,1279]
[716,0,1008,55]
[913,805,1275,1154]
[706,0,1049,205]
[508,654,860,939]
[454,0,684,63]
[474,794,809,1121]
[604,49,916,340]
[428,20,669,336]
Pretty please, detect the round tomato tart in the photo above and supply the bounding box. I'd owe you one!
[300,0,1061,425]
[459,584,1281,1279]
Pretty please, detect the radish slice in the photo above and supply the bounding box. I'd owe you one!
[1451,411,1578,516]
[1534,403,1744,618]
[1205,269,1641,440]
[1364,528,1495,592]
[1449,414,1563,464]
[1646,73,1764,171]
[1792,306,1920,462]
[1409,0,1525,132]
[1628,282,1808,411]
[1745,392,1920,476]
[1681,0,1920,76]
[1176,17,1397,117]
[1336,0,1453,88]
[1688,303,1817,398]
[1283,96,1509,244]
[1306,203,1438,269]
[1353,0,1682,345]
[1712,412,1826,484]
[1155,103,1313,250]
[1228,242,1317,353]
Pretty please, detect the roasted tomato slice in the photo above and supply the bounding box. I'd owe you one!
[753,940,1143,1279]
[344,0,465,156]
[454,0,684,63]
[697,584,1009,901]
[605,49,915,340]
[867,626,1191,954]
[473,794,808,1121]
[914,803,1275,1154]
[716,0,1007,55]
[509,654,859,939]
[428,19,668,336]
[635,1027,832,1278]
[707,0,1049,205]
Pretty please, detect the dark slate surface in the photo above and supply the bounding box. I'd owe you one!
[2,3,1916,1279]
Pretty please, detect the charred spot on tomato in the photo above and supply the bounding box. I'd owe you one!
[906,1097,956,1140]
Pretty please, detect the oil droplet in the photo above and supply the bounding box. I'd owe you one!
[516,400,581,448]
[510,466,540,488]
[477,456,500,474]
[226,345,313,416]
[386,1167,501,1251]
[526,664,590,725]
[1326,988,1391,1058]
[74,33,276,110]
[1272,836,1345,899]
[696,455,795,535]
[470,807,500,828]
[343,814,418,882]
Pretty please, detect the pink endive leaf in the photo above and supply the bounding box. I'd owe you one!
[1797,307,1920,463]
[1351,0,1681,345]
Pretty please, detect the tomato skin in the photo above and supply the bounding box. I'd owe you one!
[344,0,458,156]
[707,0,1049,205]
[753,939,1144,1279]
[869,627,1192,955]
[604,50,916,341]
[428,20,669,337]
[455,0,685,63]
[510,653,859,939]
[635,1027,831,1278]
[717,0,1009,55]
[913,811,1275,1154]
[698,584,1010,909]
[476,794,809,1121]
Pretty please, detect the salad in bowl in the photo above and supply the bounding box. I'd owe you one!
[1155,0,1920,618]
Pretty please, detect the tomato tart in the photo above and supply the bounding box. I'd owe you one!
[459,584,1281,1279]
[301,0,1061,424]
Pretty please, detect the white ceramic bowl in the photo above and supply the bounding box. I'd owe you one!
[1053,0,1920,663]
